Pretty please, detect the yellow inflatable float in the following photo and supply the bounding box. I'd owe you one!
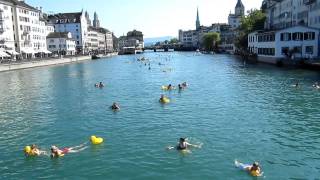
[24,146,32,155]
[91,136,104,145]
[161,86,175,91]
[160,97,170,104]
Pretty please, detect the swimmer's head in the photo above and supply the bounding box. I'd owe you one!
[253,162,259,167]
[179,138,186,142]
[51,146,58,152]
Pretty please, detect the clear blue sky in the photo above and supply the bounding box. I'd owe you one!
[27,0,262,38]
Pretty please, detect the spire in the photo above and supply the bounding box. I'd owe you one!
[235,0,245,16]
[196,7,200,30]
[93,11,100,28]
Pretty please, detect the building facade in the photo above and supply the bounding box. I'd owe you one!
[0,0,16,56]
[47,32,76,55]
[48,11,88,54]
[263,0,320,30]
[0,0,53,59]
[118,30,144,54]
[248,26,319,62]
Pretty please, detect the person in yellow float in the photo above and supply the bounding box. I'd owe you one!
[246,162,262,176]
[24,144,47,156]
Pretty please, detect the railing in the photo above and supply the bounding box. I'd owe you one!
[303,0,316,5]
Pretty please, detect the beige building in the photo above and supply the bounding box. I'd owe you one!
[263,0,320,30]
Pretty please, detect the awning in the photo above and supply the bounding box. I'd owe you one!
[34,49,52,54]
[43,50,52,54]
[6,50,19,55]
[21,49,34,54]
[0,51,10,57]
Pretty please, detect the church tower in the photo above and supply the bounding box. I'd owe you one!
[235,0,245,16]
[196,7,200,30]
[93,12,100,28]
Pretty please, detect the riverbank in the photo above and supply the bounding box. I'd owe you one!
[0,52,118,72]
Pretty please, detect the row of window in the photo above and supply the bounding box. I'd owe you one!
[280,32,315,41]
[258,48,275,56]
[32,35,45,41]
[281,46,314,54]
[19,16,30,23]
[48,44,75,49]
[18,9,39,17]
[248,46,314,55]
[250,31,317,42]
[56,19,78,24]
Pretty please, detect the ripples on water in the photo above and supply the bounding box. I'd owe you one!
[0,52,319,179]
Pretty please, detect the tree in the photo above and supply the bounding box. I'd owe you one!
[169,38,179,44]
[202,32,220,51]
[236,9,266,51]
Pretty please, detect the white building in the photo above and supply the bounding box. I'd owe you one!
[248,26,319,63]
[263,0,320,30]
[48,11,88,54]
[0,0,16,58]
[46,32,76,55]
[0,0,52,59]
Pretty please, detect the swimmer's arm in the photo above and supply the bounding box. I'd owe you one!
[186,142,201,148]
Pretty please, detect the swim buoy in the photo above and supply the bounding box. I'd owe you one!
[161,86,175,91]
[24,146,31,155]
[161,86,169,90]
[91,136,104,145]
[160,97,170,104]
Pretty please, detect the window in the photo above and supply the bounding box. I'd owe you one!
[292,32,303,41]
[306,46,313,54]
[293,46,302,53]
[304,32,315,40]
[280,33,291,41]
[281,47,289,55]
[77,41,80,45]
[50,39,54,43]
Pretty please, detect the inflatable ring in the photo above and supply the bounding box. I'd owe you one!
[160,97,170,104]
[91,135,104,145]
[24,146,31,154]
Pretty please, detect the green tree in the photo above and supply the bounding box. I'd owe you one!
[169,38,179,44]
[202,32,220,51]
[236,9,266,50]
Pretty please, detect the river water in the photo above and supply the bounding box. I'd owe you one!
[0,52,319,179]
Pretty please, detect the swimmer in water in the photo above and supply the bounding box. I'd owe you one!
[111,102,120,110]
[245,162,262,177]
[50,143,87,158]
[182,82,188,87]
[25,144,47,156]
[99,82,104,88]
[167,138,201,151]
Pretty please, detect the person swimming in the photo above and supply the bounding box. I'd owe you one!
[25,144,45,156]
[182,82,188,87]
[50,143,87,158]
[246,162,262,177]
[95,82,104,88]
[167,84,172,90]
[111,102,120,110]
[178,84,183,90]
[176,138,201,150]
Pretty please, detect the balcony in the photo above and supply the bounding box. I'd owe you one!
[303,0,316,5]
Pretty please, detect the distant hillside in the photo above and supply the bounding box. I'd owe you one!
[144,36,174,46]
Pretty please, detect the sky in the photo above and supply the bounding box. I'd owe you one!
[27,0,262,38]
